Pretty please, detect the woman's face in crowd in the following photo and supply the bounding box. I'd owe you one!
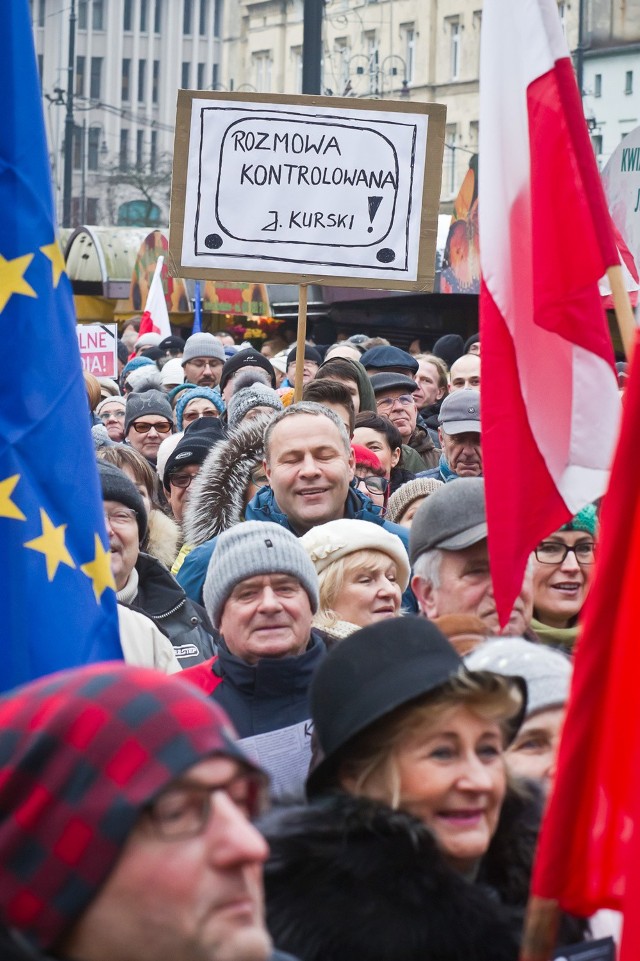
[182,398,219,427]
[531,529,595,629]
[121,466,152,518]
[352,427,400,477]
[397,497,427,529]
[392,705,506,872]
[506,707,565,793]
[99,403,126,442]
[331,556,401,628]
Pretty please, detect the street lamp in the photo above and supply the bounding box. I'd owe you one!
[63,0,77,228]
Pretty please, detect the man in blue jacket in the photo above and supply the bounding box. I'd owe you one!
[177,402,413,607]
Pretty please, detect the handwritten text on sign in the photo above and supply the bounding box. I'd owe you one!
[181,101,429,282]
[76,324,118,378]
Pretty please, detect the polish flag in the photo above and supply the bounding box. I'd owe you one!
[478,0,621,627]
[138,255,172,338]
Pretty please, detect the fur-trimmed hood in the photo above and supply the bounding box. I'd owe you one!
[145,508,181,569]
[260,792,521,961]
[182,414,270,547]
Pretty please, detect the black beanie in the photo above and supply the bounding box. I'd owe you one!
[219,348,276,393]
[287,344,322,367]
[97,461,148,542]
[163,425,223,491]
[431,334,465,369]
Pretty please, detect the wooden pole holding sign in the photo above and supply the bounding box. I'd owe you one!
[607,264,636,362]
[294,284,308,403]
[519,896,560,961]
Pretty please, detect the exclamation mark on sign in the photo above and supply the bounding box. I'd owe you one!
[367,196,383,233]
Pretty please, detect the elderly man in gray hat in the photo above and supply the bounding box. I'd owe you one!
[417,387,482,482]
[180,521,326,798]
[182,332,227,388]
[409,477,533,637]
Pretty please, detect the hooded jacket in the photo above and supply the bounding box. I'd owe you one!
[176,485,412,606]
[260,789,586,961]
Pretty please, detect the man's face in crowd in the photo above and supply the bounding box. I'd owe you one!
[413,359,446,409]
[127,415,172,464]
[59,756,271,961]
[265,413,354,534]
[220,573,313,663]
[375,389,417,442]
[167,464,202,525]
[286,359,318,388]
[104,499,140,591]
[439,428,483,477]
[449,354,481,391]
[184,356,224,388]
[412,538,534,636]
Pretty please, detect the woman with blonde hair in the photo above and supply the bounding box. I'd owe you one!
[301,519,410,641]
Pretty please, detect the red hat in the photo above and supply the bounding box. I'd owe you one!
[351,444,384,474]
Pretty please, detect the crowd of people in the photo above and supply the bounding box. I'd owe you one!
[1,320,616,961]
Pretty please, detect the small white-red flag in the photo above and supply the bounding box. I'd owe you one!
[138,255,171,339]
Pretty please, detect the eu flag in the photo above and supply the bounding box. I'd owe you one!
[0,2,122,691]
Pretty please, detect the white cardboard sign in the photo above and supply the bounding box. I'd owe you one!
[170,92,446,291]
[76,323,118,378]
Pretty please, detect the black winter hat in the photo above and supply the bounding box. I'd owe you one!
[163,424,223,491]
[286,344,322,367]
[359,345,418,374]
[306,616,526,797]
[97,461,148,542]
[219,348,276,393]
[431,334,465,369]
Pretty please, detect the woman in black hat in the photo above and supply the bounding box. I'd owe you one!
[260,618,584,961]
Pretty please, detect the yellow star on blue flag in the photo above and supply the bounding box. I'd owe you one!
[0,2,121,690]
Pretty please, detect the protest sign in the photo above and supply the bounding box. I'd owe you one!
[169,92,445,291]
[601,124,640,306]
[76,323,118,378]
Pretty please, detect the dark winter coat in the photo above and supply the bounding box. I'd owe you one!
[132,552,215,668]
[260,788,587,961]
[407,424,440,469]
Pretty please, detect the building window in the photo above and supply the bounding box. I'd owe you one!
[140,0,147,31]
[592,133,603,158]
[152,60,160,103]
[136,130,144,168]
[363,31,377,94]
[291,46,303,93]
[88,126,101,170]
[78,0,87,29]
[37,54,44,90]
[334,37,350,93]
[150,130,158,168]
[73,125,83,170]
[199,0,208,35]
[252,50,273,92]
[76,55,86,96]
[120,128,129,169]
[183,0,193,34]
[123,0,132,30]
[212,62,219,89]
[469,119,479,150]
[558,2,566,36]
[92,0,104,29]
[138,59,146,102]
[154,0,162,33]
[122,58,131,101]
[181,62,191,88]
[401,24,415,84]
[445,124,457,195]
[449,20,460,81]
[197,62,205,89]
[213,0,221,36]
[90,57,102,99]
[38,0,46,28]
[86,197,98,223]
[625,70,633,95]
[594,73,602,97]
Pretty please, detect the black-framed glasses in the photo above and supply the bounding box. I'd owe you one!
[143,771,268,840]
[534,541,596,565]
[131,421,173,434]
[169,472,198,490]
[356,475,389,495]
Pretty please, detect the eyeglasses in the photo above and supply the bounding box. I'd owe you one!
[376,394,415,412]
[184,358,223,370]
[143,771,268,840]
[534,541,596,565]
[131,421,173,434]
[169,472,198,490]
[250,466,268,487]
[356,475,389,495]
[104,507,138,529]
[99,410,125,422]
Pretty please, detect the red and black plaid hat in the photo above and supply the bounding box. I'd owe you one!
[0,663,261,951]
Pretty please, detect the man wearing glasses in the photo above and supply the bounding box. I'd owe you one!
[370,372,439,470]
[0,662,288,961]
[181,332,227,389]
[163,425,223,526]
[124,389,174,466]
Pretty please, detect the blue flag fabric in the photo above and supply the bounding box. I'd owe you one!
[0,2,122,691]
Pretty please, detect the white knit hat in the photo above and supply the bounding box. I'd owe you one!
[160,357,185,387]
[300,519,411,591]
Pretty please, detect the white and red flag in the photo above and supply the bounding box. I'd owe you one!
[138,255,172,338]
[478,0,621,626]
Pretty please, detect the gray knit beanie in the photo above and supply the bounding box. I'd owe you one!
[97,461,148,542]
[465,637,571,718]
[227,384,284,428]
[124,389,174,435]
[181,333,226,367]
[203,521,319,628]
